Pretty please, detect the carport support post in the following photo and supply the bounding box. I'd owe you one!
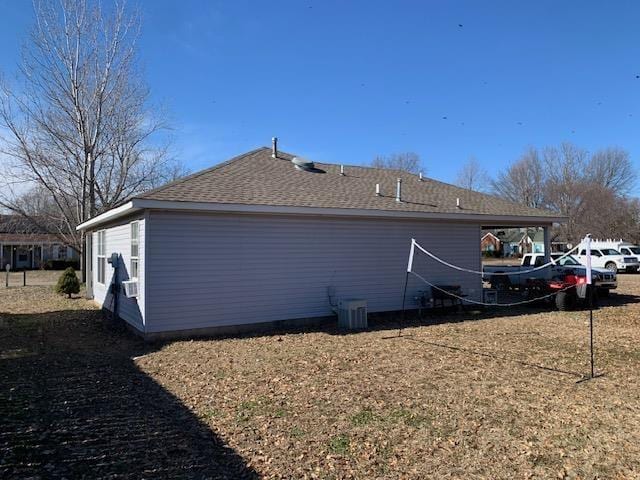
[543,226,551,263]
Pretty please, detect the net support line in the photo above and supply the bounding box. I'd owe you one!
[409,238,581,276]
[402,235,600,381]
[409,270,578,307]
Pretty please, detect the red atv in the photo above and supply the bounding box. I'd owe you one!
[525,273,596,311]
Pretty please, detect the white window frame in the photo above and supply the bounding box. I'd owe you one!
[130,221,139,279]
[97,230,106,285]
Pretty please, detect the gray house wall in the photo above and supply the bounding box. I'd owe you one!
[91,215,146,331]
[144,211,482,334]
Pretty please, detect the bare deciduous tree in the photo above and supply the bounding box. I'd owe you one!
[491,147,545,208]
[455,156,488,191]
[371,152,423,174]
[587,147,636,194]
[491,142,639,245]
[0,0,184,278]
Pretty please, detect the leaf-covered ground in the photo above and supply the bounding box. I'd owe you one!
[1,277,640,478]
[0,285,258,479]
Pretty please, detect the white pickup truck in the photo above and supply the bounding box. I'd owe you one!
[483,252,617,295]
[574,247,639,273]
[618,245,640,261]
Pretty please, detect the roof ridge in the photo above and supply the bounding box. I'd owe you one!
[126,146,560,220]
[136,147,269,200]
[272,149,414,174]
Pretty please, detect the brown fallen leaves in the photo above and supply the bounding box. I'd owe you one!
[2,274,640,478]
[135,277,640,479]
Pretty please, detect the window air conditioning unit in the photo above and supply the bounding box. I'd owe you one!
[338,299,367,330]
[122,280,139,298]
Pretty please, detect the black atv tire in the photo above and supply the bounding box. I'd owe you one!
[556,290,577,311]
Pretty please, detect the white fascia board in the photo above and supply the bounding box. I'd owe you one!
[78,198,566,230]
[132,198,566,226]
[76,201,138,231]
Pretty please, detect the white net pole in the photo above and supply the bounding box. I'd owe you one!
[585,234,592,285]
[407,238,416,273]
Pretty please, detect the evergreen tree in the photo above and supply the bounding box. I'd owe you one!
[55,267,80,298]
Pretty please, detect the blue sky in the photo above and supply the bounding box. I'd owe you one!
[1,0,639,192]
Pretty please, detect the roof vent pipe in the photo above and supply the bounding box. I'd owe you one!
[396,178,402,202]
[375,183,381,196]
[456,197,461,208]
[419,172,423,181]
[340,165,345,176]
[272,137,278,158]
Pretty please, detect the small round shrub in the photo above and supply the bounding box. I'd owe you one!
[55,267,80,298]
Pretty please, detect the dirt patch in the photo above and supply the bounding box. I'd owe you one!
[2,278,640,478]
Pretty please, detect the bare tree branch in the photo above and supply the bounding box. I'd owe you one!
[455,156,488,191]
[0,0,185,278]
[371,152,423,174]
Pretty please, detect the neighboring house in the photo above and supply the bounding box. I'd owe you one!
[0,215,78,271]
[481,231,501,254]
[532,230,545,254]
[495,229,526,257]
[77,144,564,339]
[531,230,568,254]
[485,228,562,257]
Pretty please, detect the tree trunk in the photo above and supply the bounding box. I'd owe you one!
[88,152,96,218]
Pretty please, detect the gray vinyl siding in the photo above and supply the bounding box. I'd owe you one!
[91,216,145,331]
[145,211,481,333]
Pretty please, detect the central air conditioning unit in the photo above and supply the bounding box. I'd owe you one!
[338,299,368,330]
[122,280,139,298]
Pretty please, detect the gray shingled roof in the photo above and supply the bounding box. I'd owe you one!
[136,147,560,219]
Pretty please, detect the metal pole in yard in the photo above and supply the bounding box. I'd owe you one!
[5,264,8,288]
[399,270,410,337]
[589,289,595,379]
[399,239,416,337]
[23,269,26,286]
[585,234,595,380]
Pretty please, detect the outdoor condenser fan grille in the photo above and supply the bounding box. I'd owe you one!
[338,299,368,330]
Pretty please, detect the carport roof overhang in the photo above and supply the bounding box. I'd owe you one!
[76,198,567,231]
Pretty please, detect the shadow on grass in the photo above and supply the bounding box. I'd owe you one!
[0,309,258,479]
[404,336,586,379]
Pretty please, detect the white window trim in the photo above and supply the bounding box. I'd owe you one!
[130,221,139,280]
[97,230,106,285]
